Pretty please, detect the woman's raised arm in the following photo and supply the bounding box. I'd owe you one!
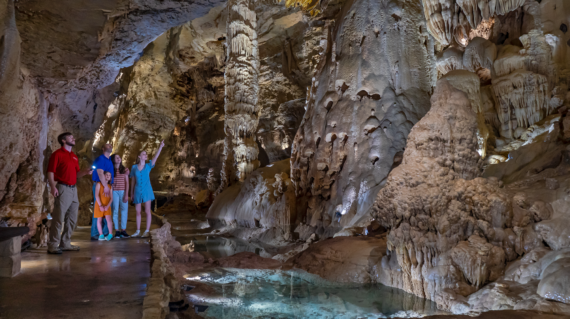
[151,140,165,167]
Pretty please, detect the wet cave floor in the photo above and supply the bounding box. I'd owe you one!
[0,208,159,319]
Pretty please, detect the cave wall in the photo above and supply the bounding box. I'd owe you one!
[0,0,48,239]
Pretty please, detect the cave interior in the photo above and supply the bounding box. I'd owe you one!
[1,0,570,318]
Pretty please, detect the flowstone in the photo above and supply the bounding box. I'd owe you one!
[370,79,555,309]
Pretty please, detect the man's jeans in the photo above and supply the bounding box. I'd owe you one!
[111,190,128,230]
[91,183,108,237]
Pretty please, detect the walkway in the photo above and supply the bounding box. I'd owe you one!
[0,209,158,319]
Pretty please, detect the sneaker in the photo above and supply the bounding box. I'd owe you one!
[131,230,141,237]
[47,248,62,254]
[60,244,80,251]
[115,231,121,238]
[47,213,53,220]
[106,234,114,241]
[98,235,105,241]
[141,230,150,238]
[90,236,99,241]
[120,231,130,238]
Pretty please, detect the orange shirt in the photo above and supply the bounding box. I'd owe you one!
[94,182,112,216]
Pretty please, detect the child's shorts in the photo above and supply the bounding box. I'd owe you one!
[94,204,112,218]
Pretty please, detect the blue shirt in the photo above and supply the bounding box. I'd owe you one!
[92,154,114,184]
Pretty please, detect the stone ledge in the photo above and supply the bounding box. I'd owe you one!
[141,220,181,319]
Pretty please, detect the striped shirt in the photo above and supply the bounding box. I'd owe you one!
[114,168,129,191]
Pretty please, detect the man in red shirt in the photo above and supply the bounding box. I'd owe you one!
[47,132,93,254]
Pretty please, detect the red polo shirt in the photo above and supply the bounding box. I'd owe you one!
[47,147,80,186]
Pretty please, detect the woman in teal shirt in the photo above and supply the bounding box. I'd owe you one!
[129,140,165,238]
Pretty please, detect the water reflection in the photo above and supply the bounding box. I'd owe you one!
[174,234,273,258]
[184,268,442,319]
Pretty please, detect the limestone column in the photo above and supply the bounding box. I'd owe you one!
[217,0,260,193]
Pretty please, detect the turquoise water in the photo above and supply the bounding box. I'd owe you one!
[183,268,441,319]
[172,220,442,318]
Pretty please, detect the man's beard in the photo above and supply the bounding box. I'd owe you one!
[65,141,75,147]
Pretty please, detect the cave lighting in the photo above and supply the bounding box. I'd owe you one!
[186,276,202,281]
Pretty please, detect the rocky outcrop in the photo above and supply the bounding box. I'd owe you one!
[424,1,570,160]
[144,222,183,319]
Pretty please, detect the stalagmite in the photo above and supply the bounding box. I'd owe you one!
[441,70,490,157]
[371,79,546,307]
[436,46,465,76]
[217,0,260,194]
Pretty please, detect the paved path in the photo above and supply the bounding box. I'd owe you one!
[0,210,158,319]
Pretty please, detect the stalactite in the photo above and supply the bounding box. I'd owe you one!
[422,0,525,46]
[491,41,552,137]
[492,71,550,129]
[228,21,256,39]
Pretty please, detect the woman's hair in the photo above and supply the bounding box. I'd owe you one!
[135,150,146,165]
[104,171,113,185]
[110,154,127,174]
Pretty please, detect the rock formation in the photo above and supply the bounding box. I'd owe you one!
[207,159,296,245]
[290,0,437,236]
[371,79,503,301]
[218,0,261,193]
[370,77,570,313]
[422,0,525,46]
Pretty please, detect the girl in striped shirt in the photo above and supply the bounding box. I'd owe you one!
[111,154,130,238]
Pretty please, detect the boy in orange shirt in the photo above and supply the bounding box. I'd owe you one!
[95,171,115,241]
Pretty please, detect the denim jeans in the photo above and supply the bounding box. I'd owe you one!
[111,190,128,230]
[91,183,108,237]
